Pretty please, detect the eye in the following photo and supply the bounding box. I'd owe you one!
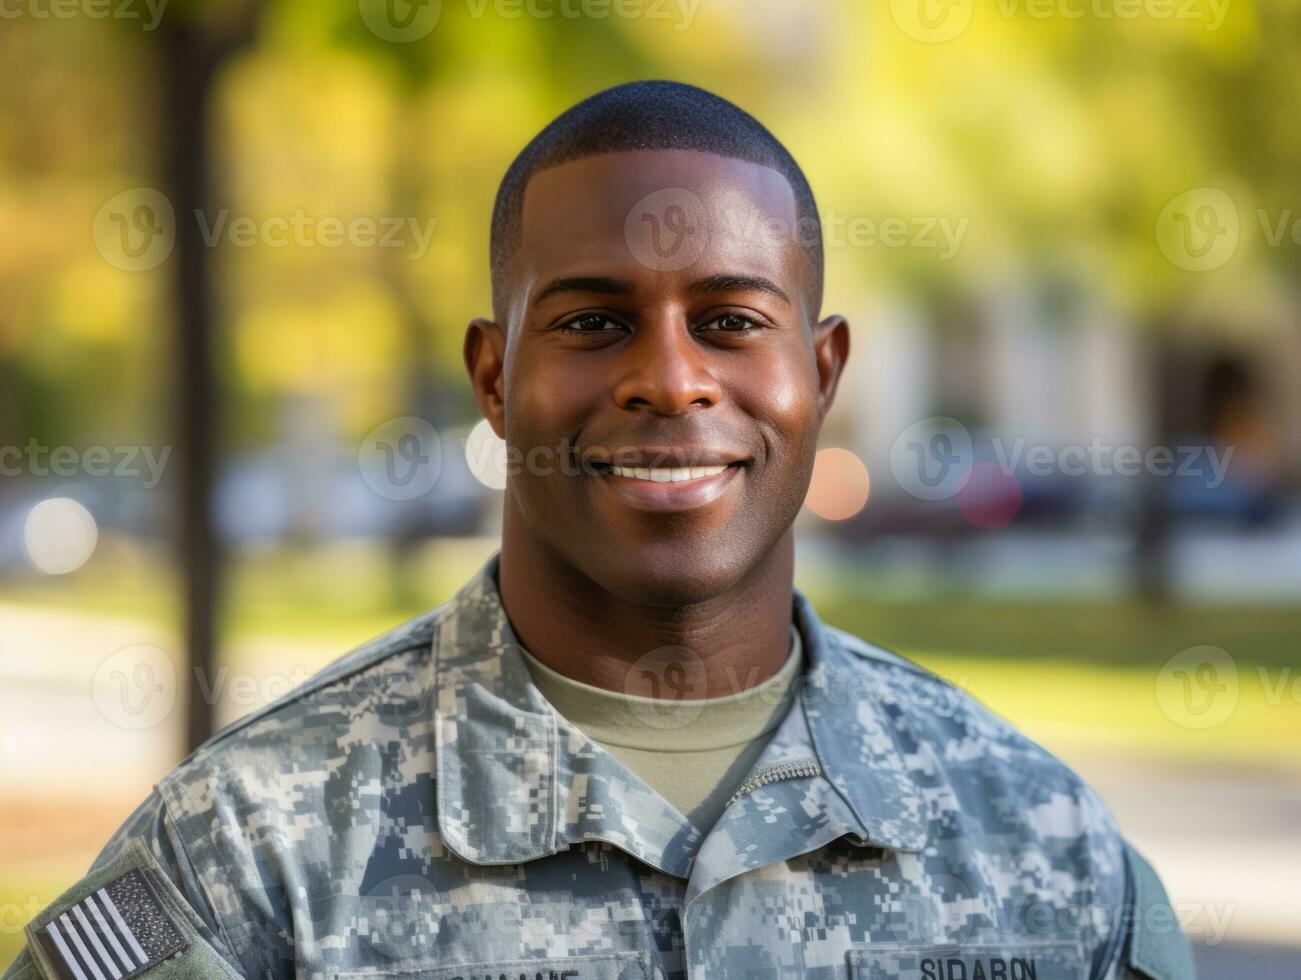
[558,313,627,334]
[700,313,761,333]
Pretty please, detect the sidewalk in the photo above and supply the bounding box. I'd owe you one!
[1066,753,1301,951]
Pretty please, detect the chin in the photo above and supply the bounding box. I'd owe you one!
[580,533,763,608]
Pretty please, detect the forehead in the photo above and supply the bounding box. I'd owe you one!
[511,149,810,315]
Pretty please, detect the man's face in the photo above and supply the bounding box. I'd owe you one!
[468,149,848,604]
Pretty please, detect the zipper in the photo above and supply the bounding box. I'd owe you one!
[725,757,823,807]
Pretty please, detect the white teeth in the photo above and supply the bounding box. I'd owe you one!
[608,464,727,482]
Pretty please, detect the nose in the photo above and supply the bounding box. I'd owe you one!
[612,318,721,415]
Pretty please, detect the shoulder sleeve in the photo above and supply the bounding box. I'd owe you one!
[1,790,254,980]
[1095,840,1197,980]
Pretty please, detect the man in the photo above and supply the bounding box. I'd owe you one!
[4,81,1193,980]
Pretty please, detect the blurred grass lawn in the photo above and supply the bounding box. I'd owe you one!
[4,534,1297,768]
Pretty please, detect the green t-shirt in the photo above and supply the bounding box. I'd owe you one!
[518,625,804,834]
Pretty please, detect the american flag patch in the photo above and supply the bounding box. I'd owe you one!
[35,868,189,980]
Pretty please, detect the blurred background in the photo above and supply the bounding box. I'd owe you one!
[0,0,1298,976]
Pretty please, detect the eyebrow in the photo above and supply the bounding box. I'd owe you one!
[690,274,790,305]
[533,276,635,304]
[532,273,791,306]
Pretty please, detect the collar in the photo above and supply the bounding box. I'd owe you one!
[514,622,802,751]
[432,554,927,880]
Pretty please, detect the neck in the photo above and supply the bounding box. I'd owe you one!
[497,512,796,700]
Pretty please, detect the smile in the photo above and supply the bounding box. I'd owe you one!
[607,464,728,482]
[591,458,744,513]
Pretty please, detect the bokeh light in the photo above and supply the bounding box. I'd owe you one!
[956,462,1024,529]
[465,419,508,491]
[805,448,871,521]
[22,498,99,575]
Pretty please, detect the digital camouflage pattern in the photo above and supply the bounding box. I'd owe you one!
[5,554,1194,980]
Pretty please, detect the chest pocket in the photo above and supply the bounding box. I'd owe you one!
[847,941,1087,980]
[331,950,653,980]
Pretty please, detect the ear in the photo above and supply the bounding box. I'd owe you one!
[811,313,850,420]
[463,316,507,439]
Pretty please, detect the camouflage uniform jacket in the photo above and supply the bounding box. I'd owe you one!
[4,555,1194,980]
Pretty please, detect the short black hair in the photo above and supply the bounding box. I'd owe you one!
[489,79,823,318]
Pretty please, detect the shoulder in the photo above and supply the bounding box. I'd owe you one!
[158,600,450,797]
[167,602,447,779]
[824,622,1128,878]
[4,605,457,980]
[824,625,1165,972]
[826,622,1100,788]
[182,604,445,762]
[146,604,453,968]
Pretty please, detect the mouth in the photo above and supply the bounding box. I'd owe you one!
[605,463,731,482]
[587,452,747,513]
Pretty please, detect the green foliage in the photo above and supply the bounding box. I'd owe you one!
[0,0,1296,444]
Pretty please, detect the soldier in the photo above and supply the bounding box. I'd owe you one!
[4,81,1194,980]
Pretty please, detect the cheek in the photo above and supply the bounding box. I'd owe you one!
[740,350,821,452]
[505,355,600,447]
